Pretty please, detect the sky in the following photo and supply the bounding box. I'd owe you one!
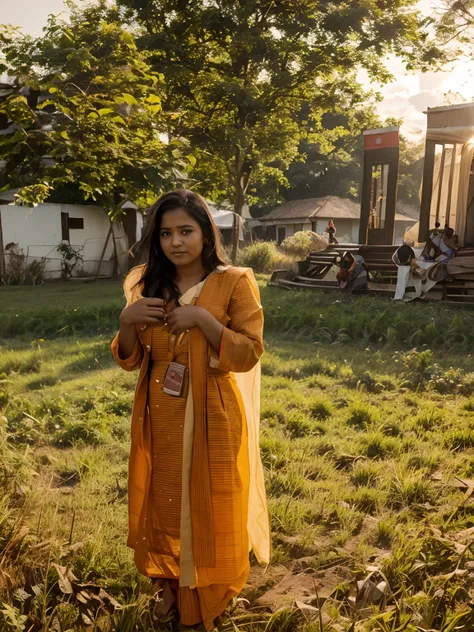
[1,0,473,140]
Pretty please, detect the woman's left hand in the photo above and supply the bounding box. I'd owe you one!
[166,306,202,335]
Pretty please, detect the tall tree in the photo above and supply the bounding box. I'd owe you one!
[118,0,447,257]
[0,1,187,211]
[438,0,474,56]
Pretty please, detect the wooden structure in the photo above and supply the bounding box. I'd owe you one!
[359,127,400,246]
[269,105,474,305]
[419,103,474,245]
[271,244,474,304]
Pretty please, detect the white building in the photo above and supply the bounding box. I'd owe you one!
[0,191,135,280]
[259,196,419,245]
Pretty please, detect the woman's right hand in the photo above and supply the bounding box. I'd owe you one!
[120,298,166,327]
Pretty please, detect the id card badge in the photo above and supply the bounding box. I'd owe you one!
[163,362,186,397]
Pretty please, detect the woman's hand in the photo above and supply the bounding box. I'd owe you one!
[120,298,166,327]
[167,306,224,354]
[166,306,201,335]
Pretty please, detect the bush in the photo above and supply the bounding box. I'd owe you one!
[237,241,279,273]
[3,250,46,286]
[394,349,433,389]
[280,231,314,260]
[280,230,326,260]
[430,367,464,394]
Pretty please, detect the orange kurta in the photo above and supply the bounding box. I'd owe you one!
[111,266,269,630]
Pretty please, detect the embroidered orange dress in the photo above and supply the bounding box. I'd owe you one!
[111,267,270,631]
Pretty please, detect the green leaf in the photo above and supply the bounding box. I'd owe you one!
[149,104,162,115]
[87,111,99,119]
[121,93,138,107]
[97,108,115,116]
[146,94,161,105]
[37,99,56,110]
[60,130,70,140]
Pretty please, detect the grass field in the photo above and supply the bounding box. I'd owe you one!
[2,279,474,631]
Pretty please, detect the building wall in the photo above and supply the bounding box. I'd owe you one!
[1,203,115,279]
[311,219,358,244]
[263,217,416,245]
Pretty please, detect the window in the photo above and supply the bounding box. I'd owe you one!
[277,227,286,244]
[311,221,317,232]
[68,217,84,230]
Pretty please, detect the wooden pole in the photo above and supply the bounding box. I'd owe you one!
[445,144,457,228]
[435,146,446,225]
[419,140,437,243]
[359,153,372,244]
[94,222,113,282]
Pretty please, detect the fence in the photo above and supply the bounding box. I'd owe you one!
[3,237,118,284]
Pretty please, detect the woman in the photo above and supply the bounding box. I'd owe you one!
[111,190,270,631]
[335,251,368,293]
[326,220,338,244]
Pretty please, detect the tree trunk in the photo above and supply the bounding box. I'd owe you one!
[232,179,245,264]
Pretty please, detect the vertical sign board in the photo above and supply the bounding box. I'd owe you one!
[359,127,400,245]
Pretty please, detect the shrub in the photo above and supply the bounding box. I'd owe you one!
[56,242,84,279]
[3,246,46,285]
[280,230,315,260]
[237,241,279,273]
[394,349,433,389]
[458,373,474,397]
[430,367,464,394]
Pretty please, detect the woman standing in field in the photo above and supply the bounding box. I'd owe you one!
[111,190,270,631]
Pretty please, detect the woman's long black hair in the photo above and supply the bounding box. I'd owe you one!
[136,190,228,300]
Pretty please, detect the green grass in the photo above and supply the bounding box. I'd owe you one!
[3,280,474,630]
[3,276,474,350]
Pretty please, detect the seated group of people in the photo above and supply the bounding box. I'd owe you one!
[394,223,459,280]
[332,223,459,296]
[391,223,460,301]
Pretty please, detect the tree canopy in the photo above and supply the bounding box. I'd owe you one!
[0,2,187,211]
[117,0,448,225]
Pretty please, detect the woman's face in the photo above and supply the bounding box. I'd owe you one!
[159,207,205,267]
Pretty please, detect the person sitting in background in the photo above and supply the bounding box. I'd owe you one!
[335,251,368,293]
[393,243,426,279]
[429,221,441,238]
[422,225,458,263]
[326,220,338,244]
